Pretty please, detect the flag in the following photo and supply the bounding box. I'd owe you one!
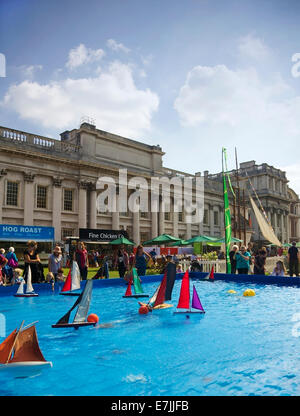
[222,148,232,274]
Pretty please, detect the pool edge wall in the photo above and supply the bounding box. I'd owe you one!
[1,272,300,297]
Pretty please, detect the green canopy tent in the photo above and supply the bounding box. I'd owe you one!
[283,243,292,248]
[142,234,181,246]
[185,235,216,244]
[169,239,191,247]
[211,236,243,244]
[296,242,300,248]
[110,237,136,246]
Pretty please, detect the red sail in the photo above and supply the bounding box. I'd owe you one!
[61,269,71,292]
[124,278,133,296]
[153,272,167,307]
[209,266,214,280]
[177,270,190,309]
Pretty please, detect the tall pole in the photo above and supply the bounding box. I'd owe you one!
[235,147,241,242]
[243,189,246,245]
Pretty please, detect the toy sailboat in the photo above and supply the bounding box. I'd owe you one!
[123,268,149,298]
[174,270,205,316]
[204,266,214,281]
[60,261,81,296]
[140,263,176,310]
[52,280,95,329]
[0,321,52,376]
[14,266,38,297]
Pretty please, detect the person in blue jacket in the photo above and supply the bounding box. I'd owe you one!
[235,246,251,274]
[133,245,151,277]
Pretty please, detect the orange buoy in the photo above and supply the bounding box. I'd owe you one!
[138,305,149,314]
[87,313,99,323]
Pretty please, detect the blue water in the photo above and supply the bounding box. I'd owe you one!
[1,279,300,396]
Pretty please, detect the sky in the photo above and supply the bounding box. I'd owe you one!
[1,0,300,195]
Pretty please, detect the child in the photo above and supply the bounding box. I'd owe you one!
[56,268,66,282]
[176,264,183,273]
[271,261,286,277]
[46,272,55,291]
[11,268,23,285]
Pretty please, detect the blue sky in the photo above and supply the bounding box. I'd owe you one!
[1,0,300,194]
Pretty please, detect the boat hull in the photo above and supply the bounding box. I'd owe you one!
[123,294,149,298]
[14,293,38,297]
[0,361,52,376]
[173,310,205,318]
[52,322,96,329]
[59,292,81,296]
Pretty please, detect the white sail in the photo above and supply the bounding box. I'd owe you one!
[73,280,93,323]
[26,266,34,293]
[16,280,24,295]
[71,261,81,291]
[249,196,282,246]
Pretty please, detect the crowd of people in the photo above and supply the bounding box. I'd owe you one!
[228,241,299,277]
[0,239,299,287]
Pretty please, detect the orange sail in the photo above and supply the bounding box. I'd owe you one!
[61,269,71,292]
[9,326,46,363]
[0,329,17,364]
[177,270,190,309]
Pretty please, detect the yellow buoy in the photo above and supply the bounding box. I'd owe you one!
[227,290,237,294]
[243,289,256,297]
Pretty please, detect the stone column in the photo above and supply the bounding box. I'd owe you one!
[151,212,158,238]
[209,207,214,236]
[89,182,97,229]
[133,211,140,244]
[23,172,35,225]
[280,213,285,242]
[185,222,191,240]
[52,177,62,242]
[112,195,120,230]
[173,211,178,237]
[78,181,88,229]
[0,169,7,223]
[159,198,165,235]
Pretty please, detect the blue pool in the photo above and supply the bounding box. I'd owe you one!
[1,276,300,396]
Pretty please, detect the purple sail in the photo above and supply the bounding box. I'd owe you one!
[192,285,205,312]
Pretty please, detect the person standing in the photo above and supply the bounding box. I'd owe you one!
[74,241,89,280]
[24,240,44,283]
[254,250,266,275]
[133,245,151,277]
[0,250,8,285]
[288,242,299,277]
[229,245,238,274]
[48,246,63,282]
[114,245,129,278]
[235,246,251,275]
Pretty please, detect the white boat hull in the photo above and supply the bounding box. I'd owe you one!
[0,361,52,377]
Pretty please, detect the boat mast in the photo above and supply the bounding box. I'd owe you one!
[6,320,24,363]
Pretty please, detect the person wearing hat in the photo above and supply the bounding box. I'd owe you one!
[48,246,63,282]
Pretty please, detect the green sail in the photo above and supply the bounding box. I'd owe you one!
[132,267,144,294]
[222,148,232,274]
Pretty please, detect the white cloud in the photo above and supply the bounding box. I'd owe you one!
[66,44,105,69]
[107,39,130,53]
[141,54,153,66]
[18,64,43,79]
[238,34,271,61]
[174,64,300,134]
[3,61,159,139]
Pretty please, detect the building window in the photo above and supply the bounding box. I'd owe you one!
[61,228,75,240]
[36,185,47,209]
[140,212,148,219]
[6,181,18,206]
[164,212,170,221]
[178,212,183,222]
[63,189,73,211]
[214,211,219,226]
[203,209,209,225]
[120,211,129,217]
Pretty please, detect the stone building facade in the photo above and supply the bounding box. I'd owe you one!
[0,123,299,245]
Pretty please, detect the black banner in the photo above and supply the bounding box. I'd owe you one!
[79,228,128,242]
